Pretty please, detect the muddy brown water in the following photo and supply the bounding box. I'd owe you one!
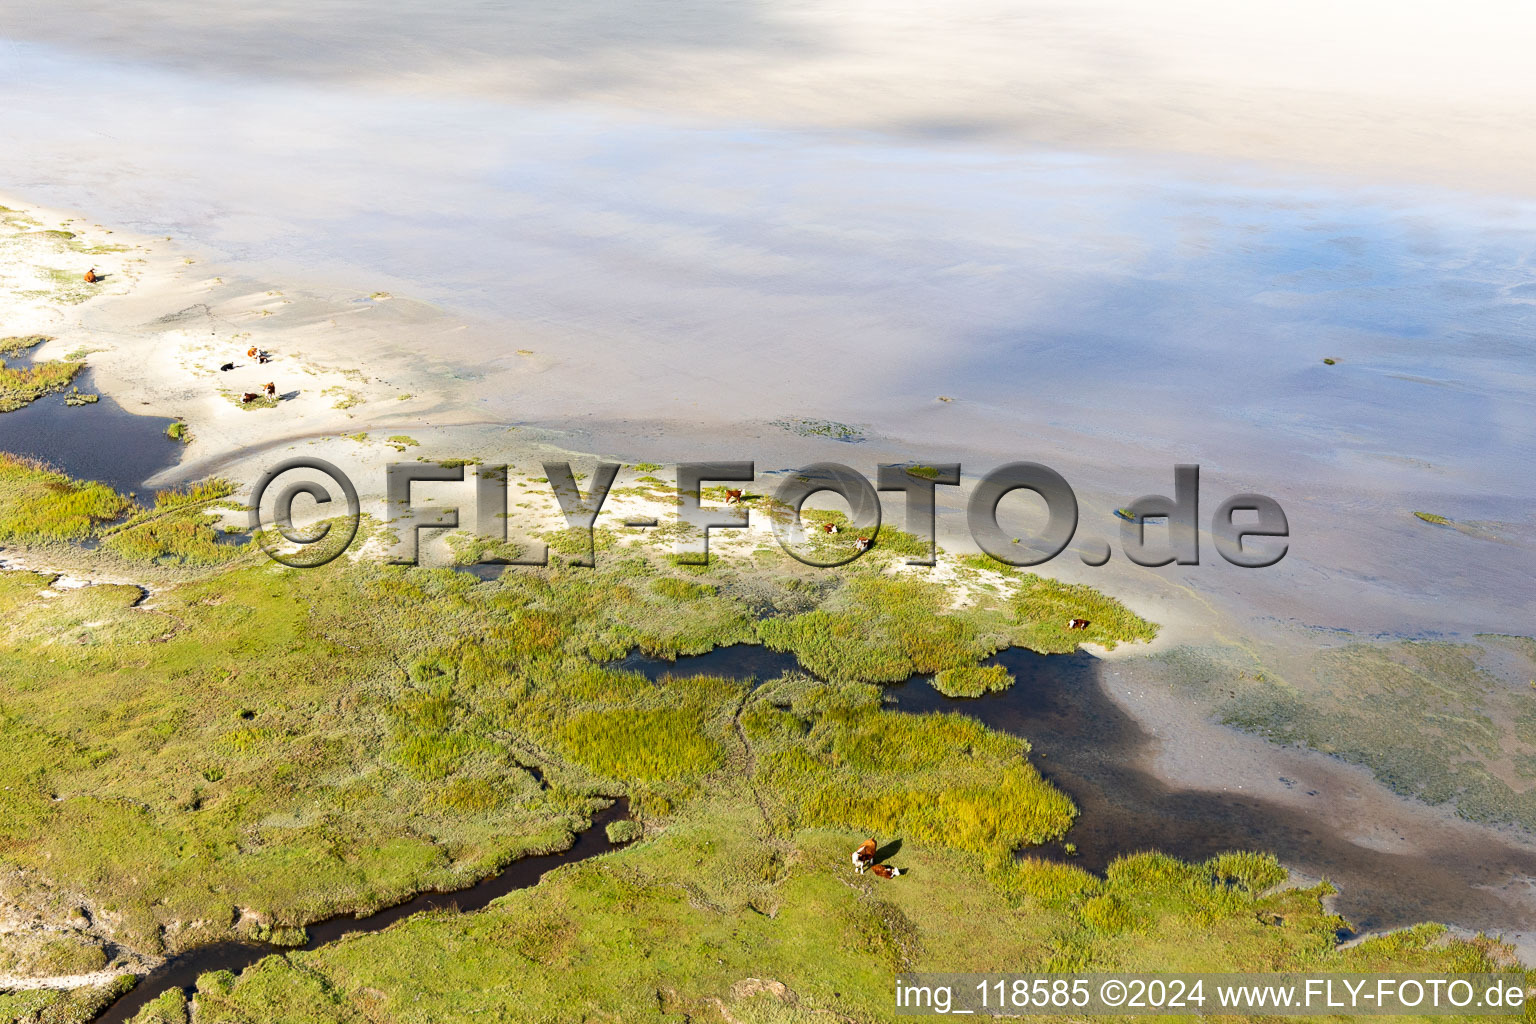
[92,798,629,1024]
[621,644,1536,940]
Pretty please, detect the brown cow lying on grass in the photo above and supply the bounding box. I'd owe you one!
[851,839,903,878]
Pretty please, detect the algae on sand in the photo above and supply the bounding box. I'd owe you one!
[1165,638,1536,833]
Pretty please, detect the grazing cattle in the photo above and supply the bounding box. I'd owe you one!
[854,536,871,552]
[219,362,235,372]
[241,392,259,404]
[263,382,276,395]
[822,522,839,534]
[1066,618,1090,630]
[83,268,98,283]
[724,488,743,505]
[871,864,903,879]
[851,838,877,874]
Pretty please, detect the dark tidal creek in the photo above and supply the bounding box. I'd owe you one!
[621,644,1536,942]
[93,799,629,1024]
[87,643,1536,1019]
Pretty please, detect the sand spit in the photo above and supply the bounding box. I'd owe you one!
[0,192,472,494]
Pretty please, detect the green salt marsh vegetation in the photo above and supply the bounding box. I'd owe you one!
[931,663,1013,697]
[757,566,1155,685]
[0,336,82,414]
[0,455,240,568]
[126,798,1530,1024]
[0,454,134,544]
[0,455,1525,1021]
[0,336,52,359]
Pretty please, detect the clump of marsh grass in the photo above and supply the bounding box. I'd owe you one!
[1002,571,1157,653]
[446,530,526,566]
[0,338,82,412]
[0,453,133,542]
[747,674,1075,856]
[770,417,866,442]
[758,576,989,683]
[605,820,643,844]
[322,385,360,410]
[931,664,1012,697]
[223,389,280,410]
[0,335,52,358]
[99,478,245,566]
